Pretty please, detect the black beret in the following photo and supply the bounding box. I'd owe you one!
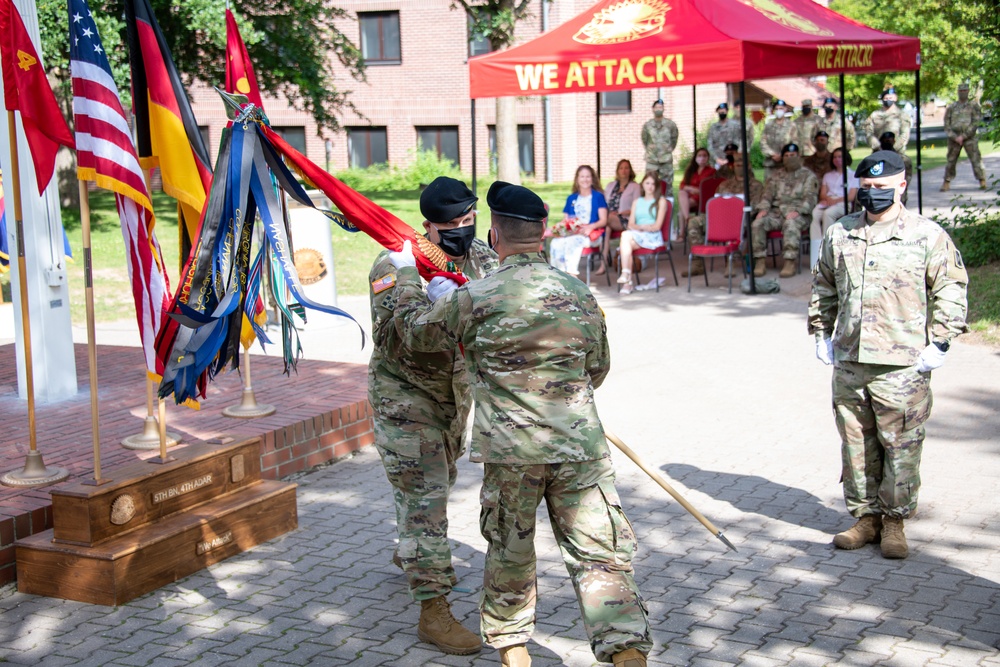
[774,99,789,108]
[487,181,547,222]
[781,143,799,155]
[419,177,477,224]
[880,87,897,98]
[823,97,837,105]
[879,131,896,142]
[652,98,664,107]
[814,130,829,139]
[724,143,739,151]
[854,151,905,178]
[717,102,729,111]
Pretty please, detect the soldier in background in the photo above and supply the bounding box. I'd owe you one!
[863,87,911,154]
[820,97,857,152]
[367,177,496,656]
[683,152,763,277]
[804,130,833,181]
[761,99,796,181]
[942,82,987,191]
[641,98,679,196]
[793,98,822,157]
[387,182,652,667]
[879,131,912,204]
[715,143,740,179]
[708,102,740,168]
[809,150,968,560]
[751,142,819,278]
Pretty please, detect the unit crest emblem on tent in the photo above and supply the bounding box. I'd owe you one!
[735,0,833,36]
[573,0,671,45]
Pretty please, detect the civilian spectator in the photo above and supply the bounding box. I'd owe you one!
[598,159,641,275]
[617,171,668,295]
[809,147,858,267]
[676,148,716,241]
[547,165,607,279]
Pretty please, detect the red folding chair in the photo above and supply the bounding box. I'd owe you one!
[697,177,725,215]
[581,233,611,286]
[619,199,677,292]
[689,196,744,293]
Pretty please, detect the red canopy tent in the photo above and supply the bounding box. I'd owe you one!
[467,0,923,291]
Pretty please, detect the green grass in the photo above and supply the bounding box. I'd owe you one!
[966,262,1000,346]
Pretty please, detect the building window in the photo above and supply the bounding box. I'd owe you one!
[599,91,631,113]
[272,126,307,156]
[468,14,492,57]
[347,127,388,168]
[416,126,459,165]
[487,124,535,176]
[359,11,401,65]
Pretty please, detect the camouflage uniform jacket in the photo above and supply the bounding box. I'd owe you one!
[718,175,764,207]
[863,106,911,152]
[792,114,823,156]
[944,100,982,141]
[707,119,750,163]
[641,117,679,164]
[804,151,832,181]
[808,207,969,366]
[756,167,819,217]
[820,116,857,151]
[761,118,795,161]
[392,253,611,465]
[367,238,497,444]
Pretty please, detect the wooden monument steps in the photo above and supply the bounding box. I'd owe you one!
[14,437,297,606]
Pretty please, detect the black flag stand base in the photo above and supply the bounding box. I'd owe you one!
[1,451,70,488]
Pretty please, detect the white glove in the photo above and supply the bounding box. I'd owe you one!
[388,240,416,269]
[427,276,459,303]
[915,344,947,372]
[816,337,834,365]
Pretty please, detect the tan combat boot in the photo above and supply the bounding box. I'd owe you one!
[682,258,705,277]
[753,258,767,277]
[981,179,989,190]
[418,596,482,655]
[940,180,950,192]
[499,644,532,666]
[833,514,882,550]
[779,259,797,278]
[613,648,648,667]
[881,516,909,559]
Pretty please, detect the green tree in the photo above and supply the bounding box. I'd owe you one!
[455,0,534,185]
[36,0,364,132]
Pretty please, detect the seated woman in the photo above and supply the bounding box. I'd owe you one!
[547,164,608,278]
[676,147,716,240]
[597,159,641,275]
[617,171,667,295]
[809,147,858,266]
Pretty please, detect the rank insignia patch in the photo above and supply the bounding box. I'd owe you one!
[371,273,396,294]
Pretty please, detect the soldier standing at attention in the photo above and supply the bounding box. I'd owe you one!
[942,82,987,191]
[708,102,740,169]
[819,96,856,152]
[793,98,822,157]
[641,98,679,196]
[387,182,652,667]
[809,151,968,559]
[752,143,820,278]
[761,100,796,181]
[863,87,911,155]
[367,176,497,655]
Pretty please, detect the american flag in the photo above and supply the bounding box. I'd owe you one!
[70,0,169,375]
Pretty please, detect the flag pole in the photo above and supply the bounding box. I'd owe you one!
[77,180,110,484]
[1,111,69,487]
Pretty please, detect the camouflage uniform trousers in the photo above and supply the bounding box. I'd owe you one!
[646,160,674,197]
[751,209,806,261]
[832,361,932,520]
[479,457,652,662]
[374,417,463,601]
[944,138,985,182]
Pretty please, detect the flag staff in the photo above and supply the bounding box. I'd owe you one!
[0,111,69,487]
[77,180,110,484]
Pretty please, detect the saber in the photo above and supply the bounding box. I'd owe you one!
[605,430,738,553]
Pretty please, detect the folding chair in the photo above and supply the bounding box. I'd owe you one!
[689,196,743,293]
[697,177,725,215]
[581,233,611,287]
[619,199,677,292]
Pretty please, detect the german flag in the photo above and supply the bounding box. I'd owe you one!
[124,0,211,270]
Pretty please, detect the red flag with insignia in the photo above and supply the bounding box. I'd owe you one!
[225,9,263,109]
[0,0,75,194]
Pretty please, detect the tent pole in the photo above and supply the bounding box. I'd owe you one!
[915,69,922,214]
[840,74,848,207]
[739,81,754,295]
[595,92,602,180]
[692,85,698,150]
[471,98,477,197]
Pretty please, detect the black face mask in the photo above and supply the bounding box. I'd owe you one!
[802,107,812,116]
[824,106,836,116]
[857,187,896,214]
[718,112,728,121]
[882,98,894,109]
[434,223,476,257]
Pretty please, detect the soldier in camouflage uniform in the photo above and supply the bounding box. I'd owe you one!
[942,82,987,191]
[808,151,968,560]
[387,181,652,667]
[819,97,856,152]
[682,153,763,277]
[803,130,832,181]
[862,87,910,154]
[368,177,497,655]
[708,103,741,168]
[761,100,796,181]
[641,99,679,197]
[792,98,822,157]
[752,143,820,278]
